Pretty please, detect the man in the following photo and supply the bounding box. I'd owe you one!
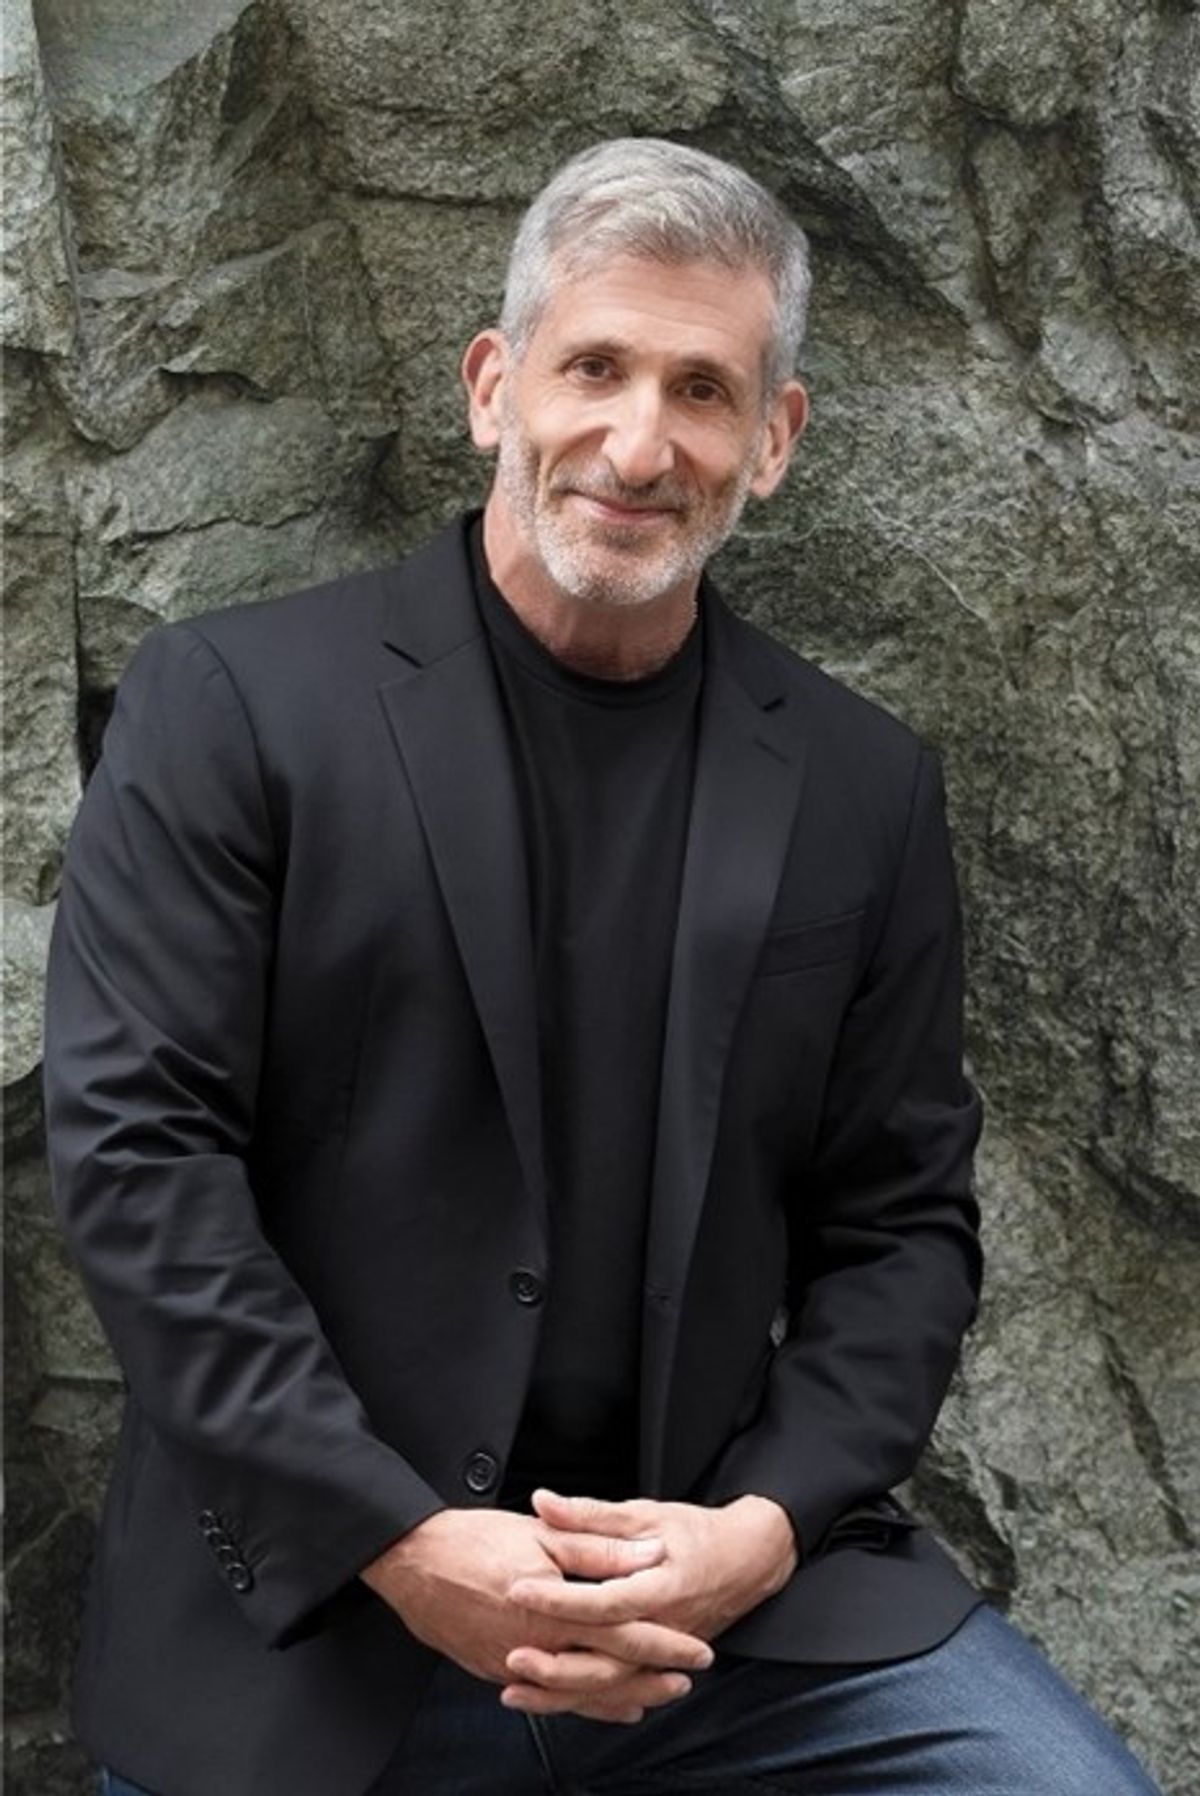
[45,139,1158,1795]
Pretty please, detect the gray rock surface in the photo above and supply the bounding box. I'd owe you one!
[2,899,56,1084]
[3,431,81,904]
[1,0,74,355]
[4,1,1196,1790]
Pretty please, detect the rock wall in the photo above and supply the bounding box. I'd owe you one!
[4,1,1197,1790]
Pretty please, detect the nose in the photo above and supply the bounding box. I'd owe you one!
[602,382,675,487]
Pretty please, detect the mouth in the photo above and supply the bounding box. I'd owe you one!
[566,491,681,528]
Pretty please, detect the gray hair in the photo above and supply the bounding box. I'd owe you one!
[499,138,812,396]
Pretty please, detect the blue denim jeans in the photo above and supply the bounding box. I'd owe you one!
[100,1604,1160,1795]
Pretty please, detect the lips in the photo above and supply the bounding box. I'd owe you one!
[562,488,686,524]
[583,495,671,519]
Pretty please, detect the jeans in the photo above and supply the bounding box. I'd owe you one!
[99,1604,1161,1795]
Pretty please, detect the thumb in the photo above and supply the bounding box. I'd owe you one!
[532,1489,651,1537]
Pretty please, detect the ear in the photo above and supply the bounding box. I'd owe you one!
[749,379,809,500]
[462,329,509,450]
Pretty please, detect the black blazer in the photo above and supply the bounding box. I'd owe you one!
[44,516,984,1796]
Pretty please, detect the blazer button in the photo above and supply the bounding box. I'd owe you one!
[226,1562,254,1594]
[463,1450,500,1495]
[199,1510,222,1534]
[509,1269,544,1306]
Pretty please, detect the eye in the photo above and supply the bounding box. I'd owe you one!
[570,355,616,381]
[681,376,727,405]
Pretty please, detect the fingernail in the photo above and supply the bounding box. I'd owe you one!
[630,1537,662,1559]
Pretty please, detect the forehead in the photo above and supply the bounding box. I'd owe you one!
[526,254,775,380]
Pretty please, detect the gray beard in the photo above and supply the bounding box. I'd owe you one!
[495,427,756,609]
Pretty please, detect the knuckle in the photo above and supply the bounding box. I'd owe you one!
[628,1629,662,1663]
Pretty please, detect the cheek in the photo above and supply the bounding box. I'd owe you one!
[699,458,755,511]
[537,415,586,458]
[683,426,763,495]
[541,427,613,482]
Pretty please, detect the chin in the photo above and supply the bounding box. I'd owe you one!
[538,531,694,610]
[547,558,680,610]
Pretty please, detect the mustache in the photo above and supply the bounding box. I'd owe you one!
[549,467,692,511]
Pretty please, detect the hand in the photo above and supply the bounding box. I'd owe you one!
[501,1490,797,1711]
[361,1508,713,1724]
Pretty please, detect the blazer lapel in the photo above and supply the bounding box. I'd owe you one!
[640,599,807,1491]
[375,522,547,1229]
[373,528,803,1481]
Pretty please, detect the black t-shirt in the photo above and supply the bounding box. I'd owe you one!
[470,524,702,1503]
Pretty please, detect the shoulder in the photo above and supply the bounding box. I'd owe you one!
[714,598,926,768]
[173,562,396,670]
[118,515,474,705]
[103,571,394,773]
[709,600,943,873]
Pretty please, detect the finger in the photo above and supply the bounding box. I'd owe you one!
[540,1526,664,1581]
[590,1620,714,1671]
[504,1646,630,1692]
[509,1626,710,1680]
[532,1489,657,1538]
[511,1566,666,1625]
[502,1669,692,1720]
[573,1701,646,1725]
[502,1684,647,1724]
[509,1623,711,1681]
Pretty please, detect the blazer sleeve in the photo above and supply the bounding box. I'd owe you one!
[43,622,445,1650]
[699,746,983,1555]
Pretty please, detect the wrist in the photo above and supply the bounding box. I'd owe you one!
[360,1506,449,1593]
[722,1495,799,1593]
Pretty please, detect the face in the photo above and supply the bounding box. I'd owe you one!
[464,256,807,610]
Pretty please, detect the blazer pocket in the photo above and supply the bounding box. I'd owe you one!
[756,908,864,979]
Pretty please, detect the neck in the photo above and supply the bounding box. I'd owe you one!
[481,497,698,681]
